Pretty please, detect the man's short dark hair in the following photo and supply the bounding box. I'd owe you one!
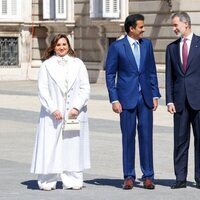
[124,14,144,33]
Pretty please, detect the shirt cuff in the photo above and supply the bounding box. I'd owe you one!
[112,100,119,104]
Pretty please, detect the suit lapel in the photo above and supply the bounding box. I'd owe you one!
[123,36,138,70]
[139,39,146,72]
[123,37,147,73]
[187,34,200,71]
[173,38,183,73]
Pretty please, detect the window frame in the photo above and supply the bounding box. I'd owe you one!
[90,0,120,19]
[43,0,67,20]
[0,0,21,20]
[102,0,120,18]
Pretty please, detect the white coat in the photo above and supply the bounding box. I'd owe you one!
[31,55,90,174]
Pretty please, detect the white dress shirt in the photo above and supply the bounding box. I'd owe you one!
[180,32,193,64]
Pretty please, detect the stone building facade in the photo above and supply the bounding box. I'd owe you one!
[0,0,200,87]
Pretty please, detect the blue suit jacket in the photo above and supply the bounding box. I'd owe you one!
[166,34,200,112]
[106,35,161,109]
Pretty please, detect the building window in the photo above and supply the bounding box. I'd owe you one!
[43,0,67,19]
[0,0,21,19]
[108,37,116,46]
[90,0,120,19]
[0,37,19,68]
[103,37,117,70]
[56,0,66,18]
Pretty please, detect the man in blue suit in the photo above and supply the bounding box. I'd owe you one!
[166,12,200,189]
[106,14,161,190]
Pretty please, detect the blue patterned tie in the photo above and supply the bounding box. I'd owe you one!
[133,41,140,69]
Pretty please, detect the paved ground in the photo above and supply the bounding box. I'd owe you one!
[0,81,200,200]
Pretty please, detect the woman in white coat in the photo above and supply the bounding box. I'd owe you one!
[31,33,90,190]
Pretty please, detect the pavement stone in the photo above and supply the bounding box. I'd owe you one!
[0,81,200,200]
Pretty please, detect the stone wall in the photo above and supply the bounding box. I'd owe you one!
[29,0,76,80]
[128,0,200,87]
[0,0,32,80]
[1,0,199,83]
[73,0,200,85]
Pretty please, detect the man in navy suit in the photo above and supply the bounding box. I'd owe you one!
[106,14,161,190]
[166,12,200,189]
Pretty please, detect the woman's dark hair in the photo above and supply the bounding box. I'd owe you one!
[42,33,76,60]
[124,14,144,33]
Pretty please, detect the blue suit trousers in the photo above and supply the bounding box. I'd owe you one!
[120,92,154,180]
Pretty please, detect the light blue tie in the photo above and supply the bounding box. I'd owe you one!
[133,41,141,91]
[133,41,140,69]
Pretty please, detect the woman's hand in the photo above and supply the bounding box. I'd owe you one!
[68,108,79,119]
[52,110,63,120]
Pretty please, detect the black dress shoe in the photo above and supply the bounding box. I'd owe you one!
[171,181,186,189]
[196,182,200,189]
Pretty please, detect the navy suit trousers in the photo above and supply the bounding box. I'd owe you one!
[174,100,200,182]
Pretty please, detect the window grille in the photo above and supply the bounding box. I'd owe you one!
[0,37,19,68]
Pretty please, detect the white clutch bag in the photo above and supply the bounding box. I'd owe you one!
[63,119,80,132]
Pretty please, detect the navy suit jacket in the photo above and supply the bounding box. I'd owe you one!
[106,35,161,109]
[166,34,200,112]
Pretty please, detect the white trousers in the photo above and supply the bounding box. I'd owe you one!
[38,171,83,190]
